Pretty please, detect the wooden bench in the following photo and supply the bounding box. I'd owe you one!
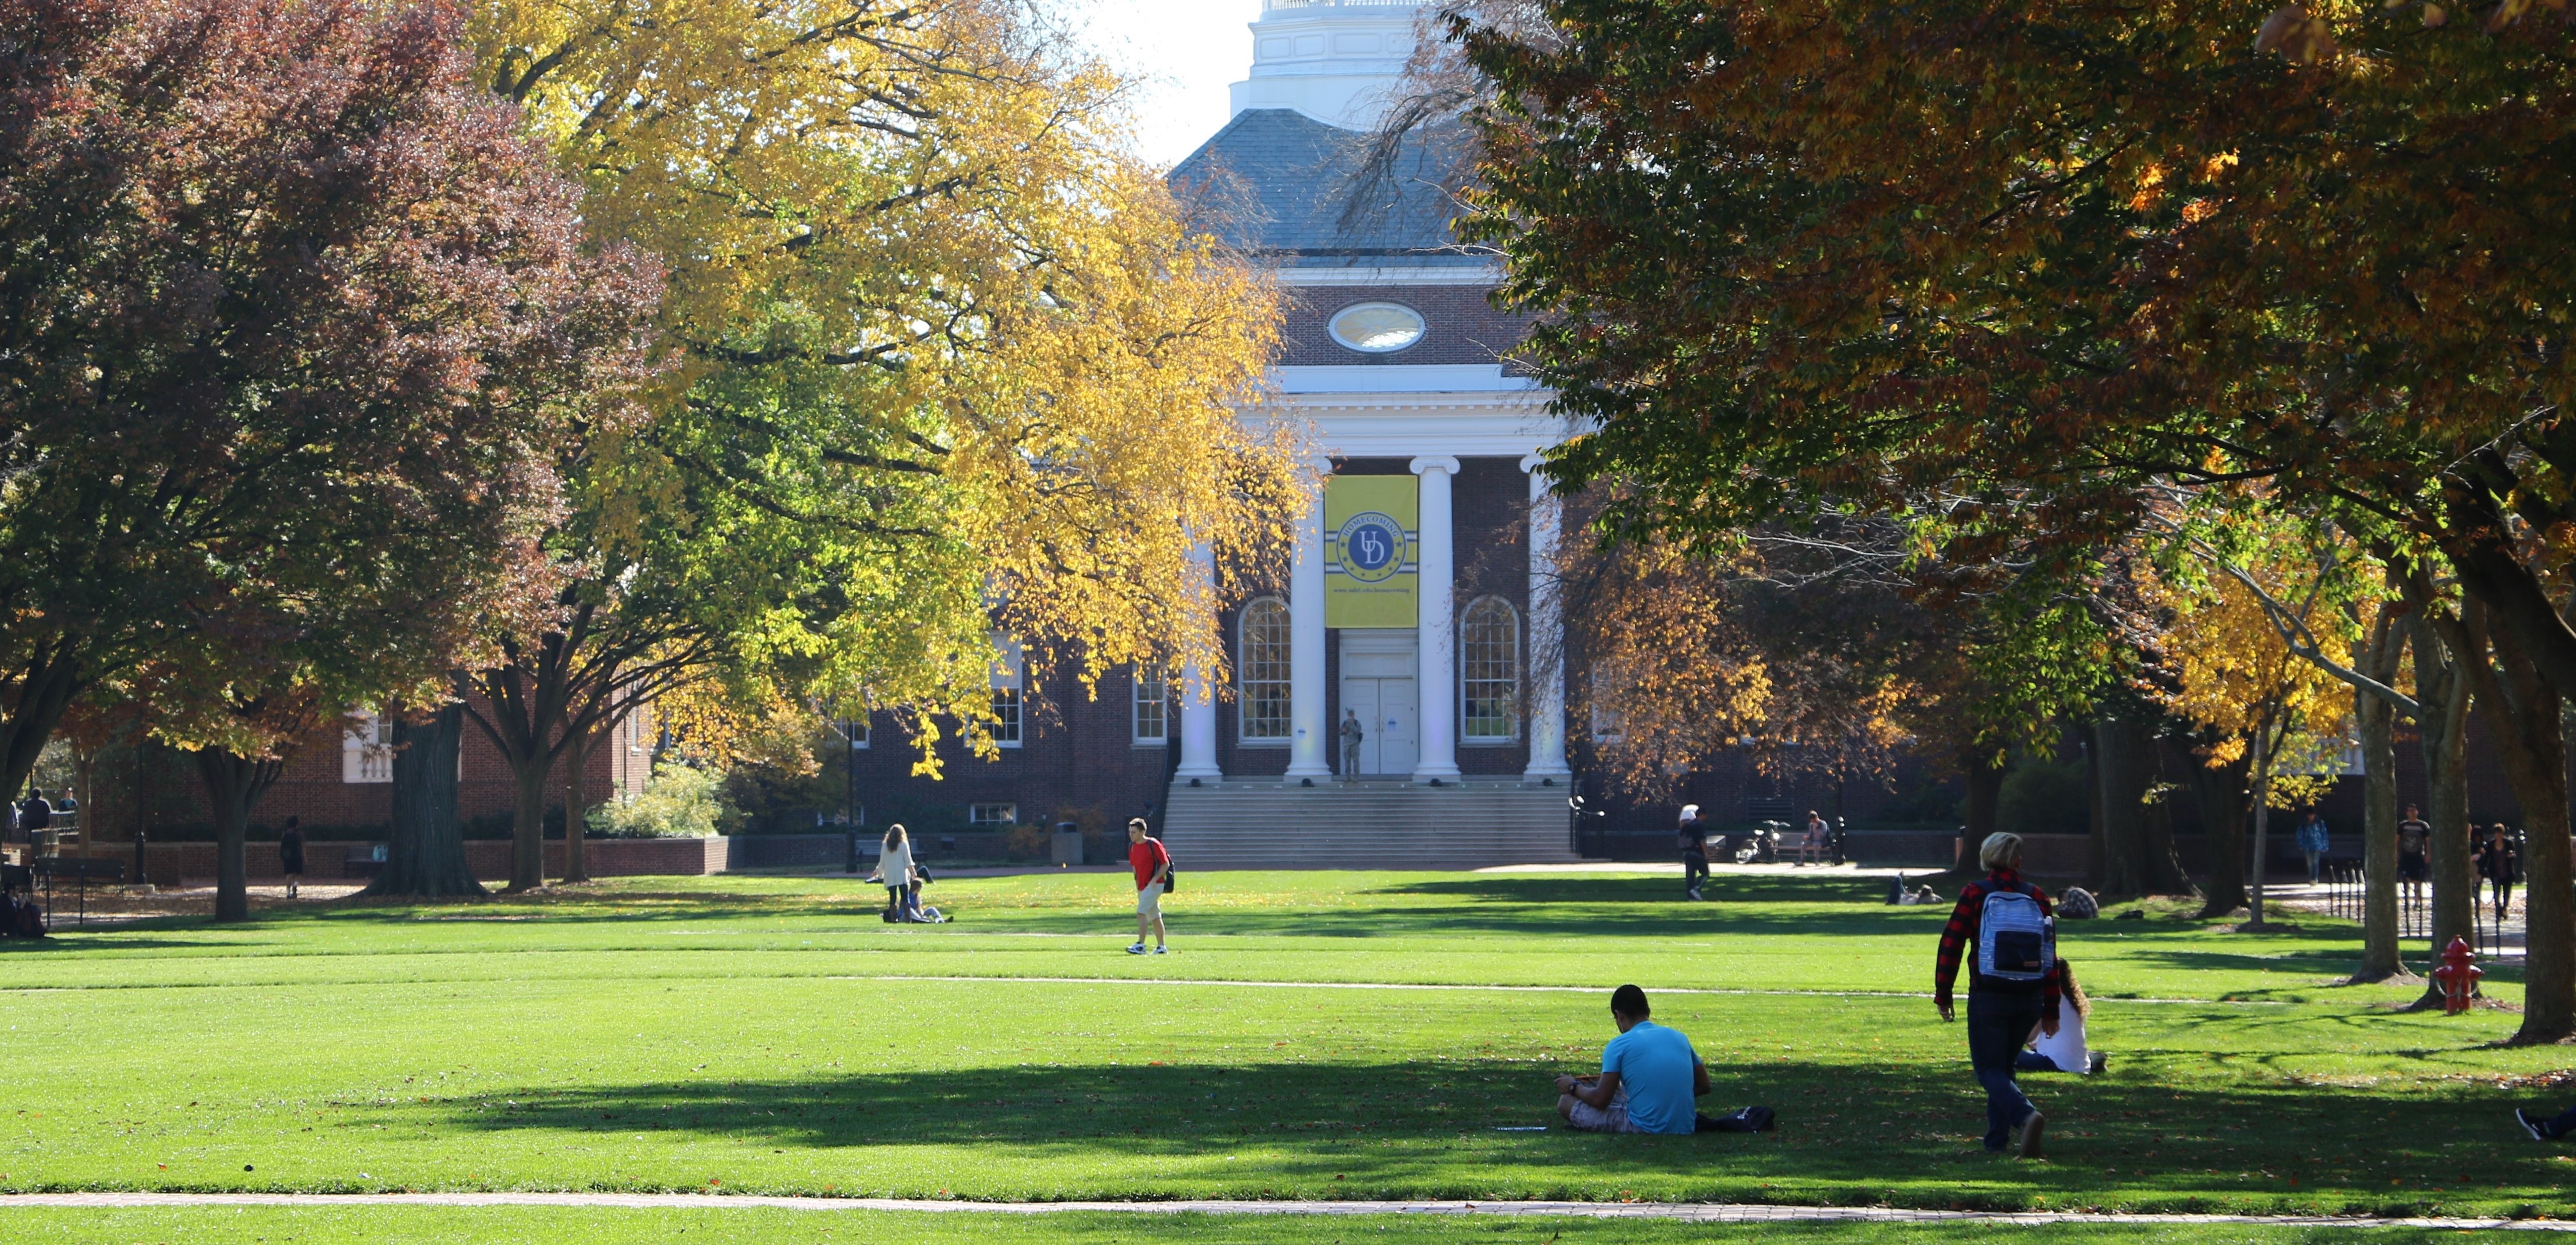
[342,843,387,879]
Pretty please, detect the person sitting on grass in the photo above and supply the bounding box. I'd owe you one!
[2015,959,2106,1076]
[1555,985,1708,1134]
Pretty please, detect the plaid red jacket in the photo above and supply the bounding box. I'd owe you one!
[1934,869,2061,1022]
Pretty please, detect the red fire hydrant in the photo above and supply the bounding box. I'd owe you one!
[2431,936,2482,1015]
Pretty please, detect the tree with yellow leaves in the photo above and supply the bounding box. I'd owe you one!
[2142,526,2362,929]
[448,0,1307,890]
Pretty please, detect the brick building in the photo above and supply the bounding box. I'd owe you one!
[68,706,651,843]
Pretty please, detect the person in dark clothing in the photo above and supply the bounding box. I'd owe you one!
[18,789,50,835]
[278,816,306,899]
[1677,805,1710,901]
[2477,825,2519,922]
[2397,805,2431,904]
[2520,1104,2576,1140]
[1934,831,2063,1158]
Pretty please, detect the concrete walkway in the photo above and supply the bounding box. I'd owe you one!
[5,1192,2564,1228]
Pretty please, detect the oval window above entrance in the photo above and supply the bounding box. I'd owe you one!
[1328,302,1427,353]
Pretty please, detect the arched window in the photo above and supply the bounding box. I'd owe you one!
[1238,598,1292,742]
[1460,596,1521,742]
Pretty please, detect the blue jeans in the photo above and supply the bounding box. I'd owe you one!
[1968,992,2043,1149]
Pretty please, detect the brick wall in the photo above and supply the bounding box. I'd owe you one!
[71,700,646,842]
[843,648,1175,836]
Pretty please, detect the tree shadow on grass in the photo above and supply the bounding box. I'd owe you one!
[389,1056,2564,1213]
[1378,875,1894,907]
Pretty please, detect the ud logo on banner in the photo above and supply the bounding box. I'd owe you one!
[1338,512,1406,584]
[1324,476,1417,629]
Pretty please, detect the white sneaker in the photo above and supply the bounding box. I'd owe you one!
[1126,942,1148,955]
[1153,945,1170,955]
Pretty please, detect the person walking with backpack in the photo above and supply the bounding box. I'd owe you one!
[1934,831,2062,1158]
[1127,817,1171,955]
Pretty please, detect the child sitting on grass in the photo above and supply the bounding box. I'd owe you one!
[2016,959,2106,1075]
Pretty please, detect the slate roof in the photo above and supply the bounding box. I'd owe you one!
[1169,108,1481,270]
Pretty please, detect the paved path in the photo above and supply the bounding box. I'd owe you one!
[5,1192,2563,1228]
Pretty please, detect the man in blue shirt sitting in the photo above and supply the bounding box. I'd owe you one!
[1555,984,1709,1134]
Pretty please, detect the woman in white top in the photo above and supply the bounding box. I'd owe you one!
[872,824,917,920]
[2018,960,2105,1075]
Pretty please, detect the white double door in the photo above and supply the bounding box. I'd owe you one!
[1339,631,1419,776]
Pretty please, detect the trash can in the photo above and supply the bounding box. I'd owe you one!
[1052,821,1084,866]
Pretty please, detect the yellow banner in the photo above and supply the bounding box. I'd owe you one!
[1324,475,1417,629]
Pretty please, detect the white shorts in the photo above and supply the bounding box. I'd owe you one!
[1136,882,1164,917]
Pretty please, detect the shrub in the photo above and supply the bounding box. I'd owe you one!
[1001,822,1051,860]
[590,763,734,839]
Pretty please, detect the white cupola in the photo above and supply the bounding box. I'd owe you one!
[1228,0,1425,132]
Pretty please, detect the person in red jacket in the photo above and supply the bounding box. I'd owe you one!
[1935,831,2062,1158]
[1126,817,1171,956]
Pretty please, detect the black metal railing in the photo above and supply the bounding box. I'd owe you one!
[2319,859,2519,958]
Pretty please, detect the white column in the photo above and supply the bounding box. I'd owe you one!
[1286,476,1331,779]
[1521,454,1572,783]
[1175,543,1222,781]
[1411,456,1462,783]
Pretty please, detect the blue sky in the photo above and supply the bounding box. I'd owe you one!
[1063,1,1267,166]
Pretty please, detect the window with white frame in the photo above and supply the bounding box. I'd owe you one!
[1460,597,1522,742]
[1238,599,1292,742]
[342,713,393,783]
[970,803,1018,827]
[990,637,1024,747]
[1132,665,1169,745]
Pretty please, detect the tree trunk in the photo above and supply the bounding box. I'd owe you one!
[2091,722,2133,897]
[2139,735,2191,897]
[0,648,87,814]
[2247,724,2274,928]
[2419,664,2476,1003]
[2177,736,2251,919]
[2451,600,2573,1042]
[69,746,96,841]
[363,705,485,899]
[2094,717,2166,897]
[2085,728,2114,893]
[561,725,589,884]
[2353,641,2404,981]
[190,748,282,923]
[509,753,549,892]
[1953,748,2006,873]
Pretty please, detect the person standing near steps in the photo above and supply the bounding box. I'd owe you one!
[1935,832,2063,1159]
[1127,817,1171,956]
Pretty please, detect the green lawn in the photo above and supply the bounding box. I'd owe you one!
[2,869,2569,1226]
